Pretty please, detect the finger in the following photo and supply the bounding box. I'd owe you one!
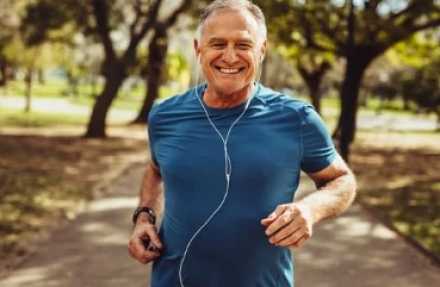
[265,207,295,237]
[140,247,161,264]
[269,219,301,245]
[261,205,288,226]
[277,227,309,247]
[128,237,147,261]
[144,224,163,249]
[134,238,161,264]
[291,236,307,249]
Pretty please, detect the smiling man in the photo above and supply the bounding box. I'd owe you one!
[128,1,357,287]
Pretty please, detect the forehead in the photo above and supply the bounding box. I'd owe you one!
[200,8,260,43]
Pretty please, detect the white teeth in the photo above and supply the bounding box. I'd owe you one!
[219,68,240,74]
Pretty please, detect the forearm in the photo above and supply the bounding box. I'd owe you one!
[296,171,357,224]
[137,161,164,223]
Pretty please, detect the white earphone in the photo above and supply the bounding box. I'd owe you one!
[178,78,255,287]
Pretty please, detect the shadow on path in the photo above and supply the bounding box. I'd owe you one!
[1,164,439,287]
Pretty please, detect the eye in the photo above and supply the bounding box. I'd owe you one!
[211,43,226,49]
[237,43,252,50]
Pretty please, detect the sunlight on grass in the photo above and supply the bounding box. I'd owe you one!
[0,108,88,127]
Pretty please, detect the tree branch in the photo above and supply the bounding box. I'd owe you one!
[163,0,192,29]
[91,0,116,61]
[124,0,163,64]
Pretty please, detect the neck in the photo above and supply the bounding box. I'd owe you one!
[203,83,255,108]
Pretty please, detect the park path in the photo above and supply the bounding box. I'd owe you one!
[1,163,439,287]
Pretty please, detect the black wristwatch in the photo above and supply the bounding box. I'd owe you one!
[132,206,156,225]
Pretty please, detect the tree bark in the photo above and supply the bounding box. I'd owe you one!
[338,55,371,161]
[24,68,33,113]
[84,63,126,137]
[309,84,322,115]
[297,61,330,115]
[132,27,168,124]
[0,58,7,87]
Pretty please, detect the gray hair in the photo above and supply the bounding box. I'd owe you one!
[196,0,267,42]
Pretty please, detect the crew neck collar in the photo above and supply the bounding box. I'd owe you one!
[194,82,263,113]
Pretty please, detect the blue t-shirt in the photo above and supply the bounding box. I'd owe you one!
[148,83,337,287]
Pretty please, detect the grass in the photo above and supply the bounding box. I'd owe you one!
[0,108,88,127]
[1,79,183,113]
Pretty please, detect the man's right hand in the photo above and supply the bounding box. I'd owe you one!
[128,219,163,264]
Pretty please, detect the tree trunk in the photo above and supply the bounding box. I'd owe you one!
[0,58,7,87]
[84,64,126,138]
[338,56,371,161]
[37,69,45,84]
[308,82,322,115]
[132,28,168,124]
[24,68,33,113]
[436,110,440,132]
[297,61,330,115]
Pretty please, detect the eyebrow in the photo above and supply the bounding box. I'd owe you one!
[207,37,255,44]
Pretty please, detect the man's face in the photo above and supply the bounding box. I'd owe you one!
[195,8,266,95]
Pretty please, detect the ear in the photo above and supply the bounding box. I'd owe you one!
[260,40,267,63]
[194,39,201,61]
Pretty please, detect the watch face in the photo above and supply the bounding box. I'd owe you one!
[133,207,156,224]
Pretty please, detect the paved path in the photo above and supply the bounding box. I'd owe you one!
[1,163,439,287]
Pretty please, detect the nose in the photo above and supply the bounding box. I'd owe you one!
[222,45,239,64]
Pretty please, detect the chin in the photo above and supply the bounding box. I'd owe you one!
[215,83,245,95]
[214,79,253,93]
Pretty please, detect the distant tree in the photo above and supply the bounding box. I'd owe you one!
[0,0,20,86]
[278,45,333,114]
[257,0,440,161]
[3,39,53,112]
[132,3,192,124]
[22,0,192,137]
[401,65,440,129]
[375,32,440,128]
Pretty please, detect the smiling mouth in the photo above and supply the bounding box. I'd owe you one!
[214,66,245,75]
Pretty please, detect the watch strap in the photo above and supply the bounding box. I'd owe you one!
[132,206,156,225]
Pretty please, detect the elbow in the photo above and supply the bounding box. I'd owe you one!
[345,172,357,209]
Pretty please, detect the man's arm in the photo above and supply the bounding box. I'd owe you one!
[128,160,164,264]
[298,154,357,223]
[137,160,164,219]
[261,154,357,248]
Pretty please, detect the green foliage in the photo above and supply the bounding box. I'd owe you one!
[389,32,440,68]
[258,0,440,56]
[401,64,440,115]
[369,31,440,120]
[21,1,73,45]
[164,52,190,87]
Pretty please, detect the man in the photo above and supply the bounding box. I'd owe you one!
[128,0,357,286]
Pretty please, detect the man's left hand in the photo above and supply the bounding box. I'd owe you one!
[260,203,314,249]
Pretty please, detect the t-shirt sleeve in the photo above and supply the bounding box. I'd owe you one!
[299,104,337,173]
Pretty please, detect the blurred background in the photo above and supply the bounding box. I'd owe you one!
[0,0,439,285]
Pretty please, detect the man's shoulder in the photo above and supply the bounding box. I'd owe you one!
[148,88,195,122]
[257,85,313,115]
